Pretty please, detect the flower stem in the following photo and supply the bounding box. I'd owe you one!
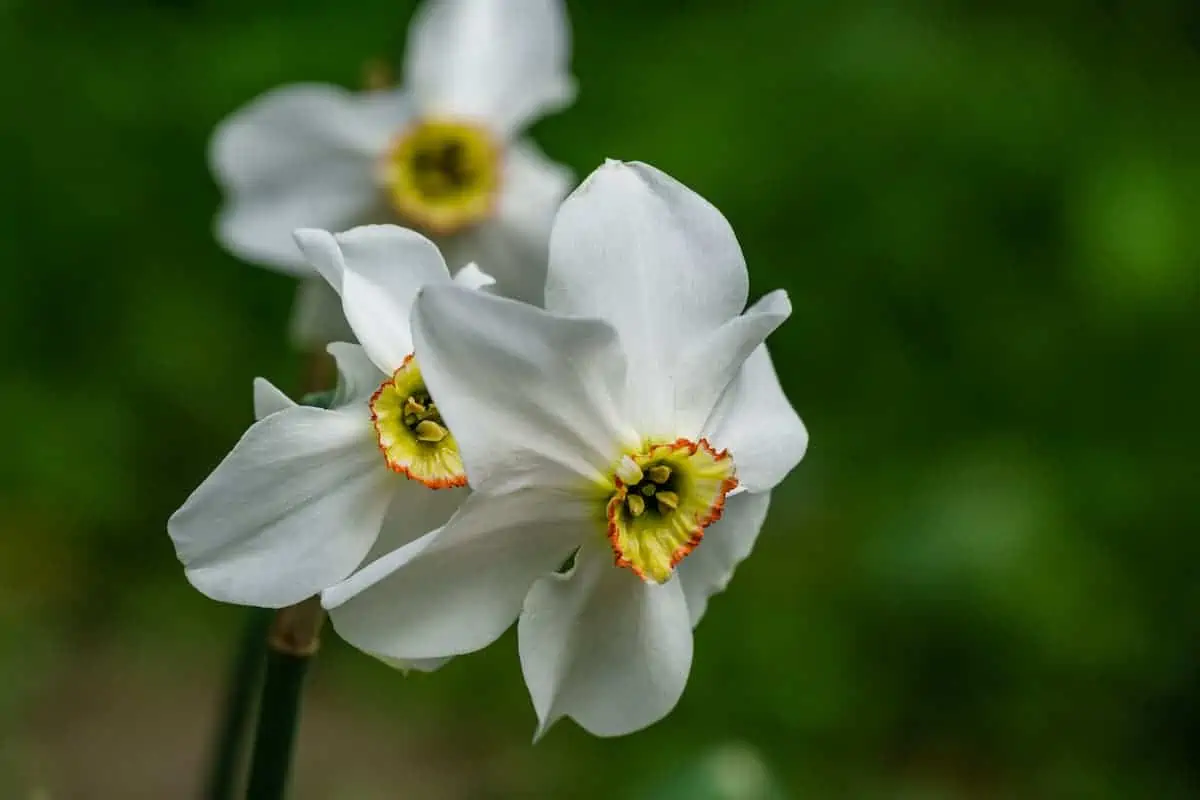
[204,608,272,800]
[244,596,325,800]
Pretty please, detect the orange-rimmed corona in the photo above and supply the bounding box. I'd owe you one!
[604,439,738,583]
[370,354,467,488]
[382,118,502,237]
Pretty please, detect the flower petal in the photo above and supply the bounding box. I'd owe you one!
[546,160,748,328]
[289,278,357,349]
[404,0,575,136]
[295,225,451,374]
[361,480,468,566]
[253,378,296,420]
[324,487,590,660]
[519,541,694,738]
[380,655,453,674]
[676,491,771,626]
[327,341,386,408]
[411,284,633,493]
[211,85,408,271]
[544,161,750,424]
[169,406,393,608]
[667,289,792,438]
[704,345,808,493]
[450,262,496,291]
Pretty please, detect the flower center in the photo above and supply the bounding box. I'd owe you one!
[382,119,501,237]
[369,354,467,488]
[604,439,738,583]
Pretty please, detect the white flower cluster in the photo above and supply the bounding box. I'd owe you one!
[172,0,808,739]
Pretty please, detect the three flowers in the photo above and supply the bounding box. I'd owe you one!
[172,0,808,738]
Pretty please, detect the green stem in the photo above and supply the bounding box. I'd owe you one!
[205,608,272,800]
[244,598,325,800]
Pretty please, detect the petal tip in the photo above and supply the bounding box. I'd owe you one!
[293,228,346,291]
[763,288,792,314]
[251,376,296,420]
[531,714,559,744]
[322,339,354,358]
[451,261,497,290]
[319,574,363,612]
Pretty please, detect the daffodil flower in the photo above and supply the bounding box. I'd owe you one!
[168,226,493,609]
[322,161,809,737]
[210,0,576,346]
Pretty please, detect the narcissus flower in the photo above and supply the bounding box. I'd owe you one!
[168,226,492,608]
[210,0,576,345]
[323,161,809,737]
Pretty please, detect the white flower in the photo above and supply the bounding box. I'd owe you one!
[322,161,809,737]
[210,0,576,345]
[168,226,493,609]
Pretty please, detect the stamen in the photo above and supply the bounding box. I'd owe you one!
[414,420,448,443]
[655,490,679,511]
[604,439,738,584]
[647,465,672,484]
[369,354,467,489]
[616,455,644,486]
[626,495,646,517]
[404,396,426,416]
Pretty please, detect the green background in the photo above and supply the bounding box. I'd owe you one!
[2,0,1198,796]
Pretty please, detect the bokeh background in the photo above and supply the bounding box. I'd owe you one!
[2,0,1198,797]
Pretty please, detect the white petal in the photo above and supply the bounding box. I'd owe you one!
[324,488,590,660]
[404,0,575,136]
[295,225,451,374]
[288,278,356,349]
[253,378,295,421]
[211,85,408,271]
[327,341,386,408]
[443,140,572,304]
[169,406,394,608]
[544,161,749,423]
[361,480,468,566]
[519,541,694,738]
[380,655,453,673]
[450,262,496,291]
[412,285,633,493]
[292,229,346,292]
[677,491,772,626]
[667,289,792,438]
[704,345,808,493]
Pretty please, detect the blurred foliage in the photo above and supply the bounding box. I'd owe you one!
[2,0,1199,797]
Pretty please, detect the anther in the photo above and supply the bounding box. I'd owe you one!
[404,396,427,416]
[647,465,672,484]
[626,494,646,517]
[414,420,448,443]
[655,491,679,513]
[616,456,644,486]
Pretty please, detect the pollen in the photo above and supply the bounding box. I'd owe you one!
[369,354,467,488]
[382,119,501,237]
[605,439,738,584]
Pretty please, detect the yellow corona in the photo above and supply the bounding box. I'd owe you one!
[383,119,501,236]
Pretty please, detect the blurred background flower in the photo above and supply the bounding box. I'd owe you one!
[0,0,1196,797]
[210,0,575,346]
